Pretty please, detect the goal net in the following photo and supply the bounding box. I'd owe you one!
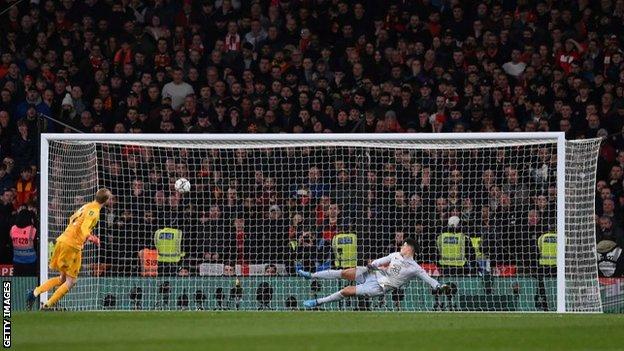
[40,133,602,312]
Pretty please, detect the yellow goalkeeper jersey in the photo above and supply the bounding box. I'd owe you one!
[56,201,101,250]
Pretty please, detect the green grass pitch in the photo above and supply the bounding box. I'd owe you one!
[12,311,624,351]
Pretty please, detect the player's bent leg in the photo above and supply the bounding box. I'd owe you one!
[64,275,77,289]
[340,286,356,296]
[29,271,69,310]
[45,275,77,308]
[340,268,358,281]
[299,267,362,281]
[33,276,63,297]
[30,275,64,309]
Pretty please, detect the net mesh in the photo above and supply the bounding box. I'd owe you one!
[46,141,99,310]
[565,139,603,312]
[43,136,602,312]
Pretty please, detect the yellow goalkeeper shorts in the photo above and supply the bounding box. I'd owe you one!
[49,241,82,278]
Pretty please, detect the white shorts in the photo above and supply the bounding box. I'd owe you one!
[354,267,384,297]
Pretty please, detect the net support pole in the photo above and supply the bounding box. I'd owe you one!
[556,134,566,313]
[39,134,50,305]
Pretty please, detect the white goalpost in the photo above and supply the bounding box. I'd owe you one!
[39,133,603,312]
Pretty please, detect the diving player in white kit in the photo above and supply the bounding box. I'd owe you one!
[297,238,450,308]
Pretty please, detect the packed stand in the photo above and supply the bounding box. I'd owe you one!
[0,0,623,277]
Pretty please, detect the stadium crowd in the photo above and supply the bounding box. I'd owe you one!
[1,0,624,277]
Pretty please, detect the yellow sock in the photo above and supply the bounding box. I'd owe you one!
[45,284,69,307]
[34,277,62,297]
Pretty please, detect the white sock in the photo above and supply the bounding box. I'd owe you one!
[311,270,342,279]
[317,291,344,305]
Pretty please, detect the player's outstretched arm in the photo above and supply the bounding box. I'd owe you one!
[413,262,443,289]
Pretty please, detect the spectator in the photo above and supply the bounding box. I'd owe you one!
[503,167,529,207]
[608,165,624,197]
[0,111,12,157]
[232,217,248,266]
[0,0,622,281]
[14,167,36,209]
[298,166,327,201]
[602,198,623,226]
[257,109,282,133]
[10,120,36,172]
[0,164,12,192]
[597,214,623,243]
[261,205,288,264]
[319,203,348,242]
[520,209,546,273]
[245,19,267,50]
[264,264,277,276]
[161,68,194,110]
[295,230,319,273]
[331,168,358,218]
[15,89,41,120]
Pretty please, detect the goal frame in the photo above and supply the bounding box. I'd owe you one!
[39,132,570,312]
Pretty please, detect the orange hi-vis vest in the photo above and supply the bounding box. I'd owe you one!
[139,248,158,277]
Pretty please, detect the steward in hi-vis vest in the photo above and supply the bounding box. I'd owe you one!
[436,216,476,275]
[154,227,184,263]
[437,232,466,267]
[537,232,557,266]
[332,233,357,268]
[154,227,185,276]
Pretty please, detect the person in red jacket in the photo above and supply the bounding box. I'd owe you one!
[556,38,584,74]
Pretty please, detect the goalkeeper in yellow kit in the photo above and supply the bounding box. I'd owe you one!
[27,188,112,310]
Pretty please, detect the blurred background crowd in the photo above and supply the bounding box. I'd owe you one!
[1,0,623,277]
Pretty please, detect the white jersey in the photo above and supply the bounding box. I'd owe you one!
[370,252,439,291]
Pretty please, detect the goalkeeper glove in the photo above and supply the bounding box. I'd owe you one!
[433,284,451,295]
